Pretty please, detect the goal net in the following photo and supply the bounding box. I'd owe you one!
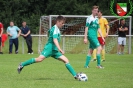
[39,15,132,54]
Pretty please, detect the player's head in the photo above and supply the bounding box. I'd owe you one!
[10,21,14,27]
[92,5,99,16]
[98,10,102,18]
[56,15,66,28]
[120,19,125,24]
[22,21,27,27]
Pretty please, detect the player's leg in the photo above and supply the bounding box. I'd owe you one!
[96,45,103,68]
[91,49,97,61]
[17,44,51,74]
[53,50,77,79]
[101,45,105,62]
[121,38,126,54]
[29,37,33,54]
[9,39,13,54]
[117,37,122,54]
[84,49,93,68]
[14,38,19,54]
[58,55,77,78]
[98,37,105,61]
[0,37,3,54]
[17,55,45,74]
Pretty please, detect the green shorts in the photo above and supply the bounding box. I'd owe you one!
[40,43,62,59]
[88,36,100,49]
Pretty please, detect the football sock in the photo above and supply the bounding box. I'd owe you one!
[21,58,36,67]
[84,55,91,67]
[92,49,97,59]
[97,54,101,66]
[65,63,77,77]
[101,49,105,60]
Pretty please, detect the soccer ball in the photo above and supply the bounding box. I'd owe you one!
[77,72,88,81]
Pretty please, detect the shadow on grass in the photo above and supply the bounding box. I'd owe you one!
[35,78,54,80]
[35,77,69,80]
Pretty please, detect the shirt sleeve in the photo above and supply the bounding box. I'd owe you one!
[6,27,9,33]
[27,26,30,31]
[53,28,58,39]
[118,24,121,29]
[15,26,20,31]
[124,24,128,28]
[0,23,3,28]
[104,18,108,25]
[86,16,92,27]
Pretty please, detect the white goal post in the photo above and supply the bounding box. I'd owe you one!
[38,15,132,54]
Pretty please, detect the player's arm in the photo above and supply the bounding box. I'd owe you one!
[0,28,3,37]
[98,28,105,42]
[118,27,128,32]
[53,38,64,54]
[118,24,125,31]
[124,26,128,31]
[105,24,109,37]
[104,19,110,37]
[7,28,12,36]
[84,17,91,44]
[84,27,88,44]
[23,30,30,37]
[17,29,21,37]
[118,27,123,31]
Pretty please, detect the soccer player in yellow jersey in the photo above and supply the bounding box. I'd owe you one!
[92,10,109,62]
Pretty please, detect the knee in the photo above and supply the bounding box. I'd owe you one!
[35,57,44,62]
[63,59,69,64]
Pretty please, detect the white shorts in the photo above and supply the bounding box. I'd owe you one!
[118,37,126,45]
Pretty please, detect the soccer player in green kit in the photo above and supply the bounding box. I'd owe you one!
[17,15,78,79]
[84,6,105,68]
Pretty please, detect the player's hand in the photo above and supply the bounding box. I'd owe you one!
[17,34,20,37]
[20,34,24,36]
[102,37,105,42]
[9,34,12,36]
[23,35,27,37]
[84,38,88,44]
[105,33,108,38]
[60,50,65,55]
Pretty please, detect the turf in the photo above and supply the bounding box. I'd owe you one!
[0,54,133,88]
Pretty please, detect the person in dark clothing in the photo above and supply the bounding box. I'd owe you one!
[117,19,128,55]
[21,21,33,54]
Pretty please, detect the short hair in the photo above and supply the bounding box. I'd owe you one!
[10,21,14,23]
[92,5,99,10]
[98,10,102,13]
[22,21,26,23]
[56,15,66,22]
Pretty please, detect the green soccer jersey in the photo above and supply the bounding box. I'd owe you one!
[86,15,100,37]
[47,25,61,50]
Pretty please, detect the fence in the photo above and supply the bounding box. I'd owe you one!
[19,35,133,54]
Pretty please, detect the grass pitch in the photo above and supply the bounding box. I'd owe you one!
[0,54,133,88]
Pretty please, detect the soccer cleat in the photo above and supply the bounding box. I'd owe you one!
[84,66,89,68]
[102,60,105,62]
[117,52,121,55]
[0,52,3,54]
[97,65,104,69]
[74,74,80,80]
[17,63,24,74]
[15,51,18,54]
[91,59,97,62]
